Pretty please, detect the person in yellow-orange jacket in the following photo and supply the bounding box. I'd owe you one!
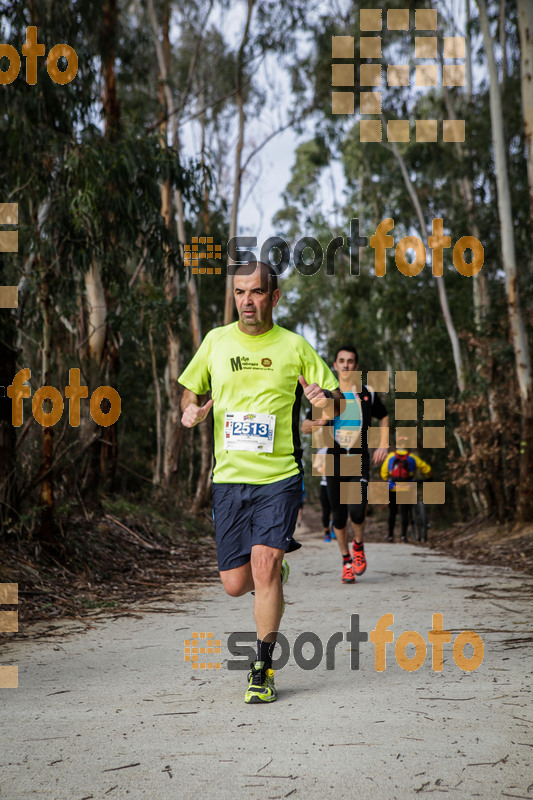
[381,438,431,542]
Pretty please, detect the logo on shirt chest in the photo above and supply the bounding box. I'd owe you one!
[229,355,273,372]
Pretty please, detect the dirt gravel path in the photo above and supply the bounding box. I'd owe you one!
[1,519,532,800]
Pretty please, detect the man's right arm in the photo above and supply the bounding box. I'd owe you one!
[180,388,198,414]
[180,388,213,428]
[178,333,213,427]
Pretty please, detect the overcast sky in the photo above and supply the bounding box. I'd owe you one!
[181,0,481,259]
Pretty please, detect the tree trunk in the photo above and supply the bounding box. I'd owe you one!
[441,85,490,329]
[148,329,162,486]
[440,35,504,517]
[84,262,107,365]
[478,0,533,521]
[388,137,485,513]
[148,0,189,488]
[191,85,214,508]
[388,138,466,391]
[224,0,255,325]
[161,178,182,490]
[81,255,109,498]
[453,430,477,516]
[163,337,184,488]
[101,0,120,141]
[156,0,183,488]
[465,0,473,100]
[149,0,209,500]
[37,259,56,547]
[0,260,18,527]
[80,0,122,496]
[499,0,508,81]
[518,0,533,227]
[147,0,202,347]
[192,416,213,513]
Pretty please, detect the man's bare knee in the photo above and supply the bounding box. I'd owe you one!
[251,547,283,586]
[220,576,246,597]
[223,582,245,597]
[220,564,253,597]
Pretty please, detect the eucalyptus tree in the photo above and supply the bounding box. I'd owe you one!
[477,0,533,520]
[0,0,101,540]
[0,0,195,543]
[517,0,533,227]
[274,0,533,520]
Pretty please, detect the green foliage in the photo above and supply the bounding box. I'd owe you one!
[272,0,533,522]
[1,0,532,536]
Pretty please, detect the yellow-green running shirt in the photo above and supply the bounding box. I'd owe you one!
[178,323,338,484]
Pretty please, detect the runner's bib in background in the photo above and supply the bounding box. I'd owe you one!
[223,411,275,452]
[334,427,362,449]
[333,392,362,449]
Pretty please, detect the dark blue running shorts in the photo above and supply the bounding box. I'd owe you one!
[211,473,302,572]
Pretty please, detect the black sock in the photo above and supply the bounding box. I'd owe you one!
[343,553,352,564]
[353,541,363,550]
[257,638,276,669]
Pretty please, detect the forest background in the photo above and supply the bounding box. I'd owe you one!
[0,0,532,592]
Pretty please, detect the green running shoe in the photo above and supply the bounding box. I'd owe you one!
[244,661,277,704]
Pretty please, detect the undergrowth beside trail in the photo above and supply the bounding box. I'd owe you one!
[0,493,218,631]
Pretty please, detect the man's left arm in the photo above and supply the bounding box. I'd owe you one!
[299,377,344,421]
[372,414,389,465]
[298,342,342,420]
[370,390,389,465]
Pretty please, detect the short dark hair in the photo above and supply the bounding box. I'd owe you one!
[234,261,278,294]
[334,344,358,363]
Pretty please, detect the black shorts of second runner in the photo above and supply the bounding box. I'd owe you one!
[212,473,302,572]
[326,475,368,529]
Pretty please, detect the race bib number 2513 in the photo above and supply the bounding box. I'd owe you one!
[223,411,275,452]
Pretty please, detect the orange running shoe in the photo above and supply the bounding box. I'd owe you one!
[341,561,356,583]
[352,542,367,575]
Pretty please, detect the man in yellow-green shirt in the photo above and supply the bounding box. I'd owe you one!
[179,262,340,703]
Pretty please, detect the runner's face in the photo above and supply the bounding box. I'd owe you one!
[333,350,358,386]
[233,268,280,335]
